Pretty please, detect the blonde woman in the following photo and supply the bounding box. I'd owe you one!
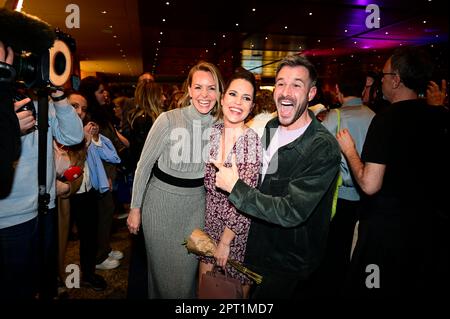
[127,81,165,171]
[127,61,224,298]
[126,80,165,298]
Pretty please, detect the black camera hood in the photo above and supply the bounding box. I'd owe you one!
[0,8,55,54]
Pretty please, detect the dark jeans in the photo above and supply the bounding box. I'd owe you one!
[0,217,39,299]
[71,190,99,277]
[37,208,58,299]
[0,208,58,300]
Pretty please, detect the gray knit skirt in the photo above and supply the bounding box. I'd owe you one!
[141,175,205,299]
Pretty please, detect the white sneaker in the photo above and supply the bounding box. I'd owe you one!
[96,257,120,270]
[108,250,124,260]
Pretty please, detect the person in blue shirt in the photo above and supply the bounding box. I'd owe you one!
[0,47,83,298]
[309,73,375,296]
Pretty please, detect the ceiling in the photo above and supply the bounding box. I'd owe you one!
[138,0,448,81]
[11,0,142,77]
[6,0,449,82]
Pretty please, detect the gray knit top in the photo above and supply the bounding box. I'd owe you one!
[130,104,215,209]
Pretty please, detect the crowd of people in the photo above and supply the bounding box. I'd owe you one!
[1,32,449,300]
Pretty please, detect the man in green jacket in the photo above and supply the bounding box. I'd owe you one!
[215,55,341,298]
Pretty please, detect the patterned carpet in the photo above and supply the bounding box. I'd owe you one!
[60,218,131,299]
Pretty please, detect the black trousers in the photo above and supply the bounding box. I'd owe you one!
[305,198,360,297]
[0,217,39,299]
[0,209,58,300]
[126,229,148,299]
[96,190,114,263]
[37,208,58,299]
[252,269,311,299]
[70,190,99,277]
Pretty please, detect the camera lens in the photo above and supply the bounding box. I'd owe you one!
[13,53,39,87]
[53,51,66,76]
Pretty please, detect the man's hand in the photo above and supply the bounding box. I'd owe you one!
[3,41,35,134]
[50,89,66,104]
[336,128,356,157]
[14,98,36,134]
[427,79,447,106]
[212,154,239,193]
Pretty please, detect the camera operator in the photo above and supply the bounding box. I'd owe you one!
[0,41,21,199]
[0,41,84,299]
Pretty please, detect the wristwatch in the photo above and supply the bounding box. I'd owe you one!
[51,92,66,102]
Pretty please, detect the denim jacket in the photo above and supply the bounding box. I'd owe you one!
[87,134,121,193]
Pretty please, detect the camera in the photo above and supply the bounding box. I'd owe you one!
[12,29,74,89]
[0,9,75,89]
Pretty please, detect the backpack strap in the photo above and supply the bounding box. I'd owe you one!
[331,109,343,220]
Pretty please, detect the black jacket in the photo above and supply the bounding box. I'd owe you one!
[229,111,340,277]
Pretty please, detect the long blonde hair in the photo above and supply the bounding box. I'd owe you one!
[128,81,163,129]
[178,61,224,117]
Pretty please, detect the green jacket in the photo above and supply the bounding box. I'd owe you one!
[229,111,340,277]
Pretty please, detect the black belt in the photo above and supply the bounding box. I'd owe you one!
[152,164,204,188]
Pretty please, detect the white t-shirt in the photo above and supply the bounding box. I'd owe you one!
[261,124,310,182]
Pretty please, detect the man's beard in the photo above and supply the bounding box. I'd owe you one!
[278,98,309,127]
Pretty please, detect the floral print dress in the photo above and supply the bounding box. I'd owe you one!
[201,123,262,284]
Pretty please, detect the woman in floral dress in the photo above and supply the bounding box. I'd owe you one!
[199,69,262,298]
